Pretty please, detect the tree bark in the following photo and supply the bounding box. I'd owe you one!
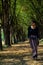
[2,0,11,46]
[0,25,3,50]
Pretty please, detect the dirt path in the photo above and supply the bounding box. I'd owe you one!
[0,43,43,65]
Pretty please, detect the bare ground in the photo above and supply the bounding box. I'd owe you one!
[0,42,43,65]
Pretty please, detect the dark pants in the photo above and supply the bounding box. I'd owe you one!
[29,35,39,58]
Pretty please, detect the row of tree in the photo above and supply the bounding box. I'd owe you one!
[0,0,43,50]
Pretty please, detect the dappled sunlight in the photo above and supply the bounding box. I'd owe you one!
[0,0,43,65]
[0,43,43,65]
[26,61,41,65]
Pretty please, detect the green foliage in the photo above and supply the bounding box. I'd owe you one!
[15,0,42,37]
[0,0,43,39]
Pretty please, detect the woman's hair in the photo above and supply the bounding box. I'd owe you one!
[32,20,37,25]
[32,20,37,24]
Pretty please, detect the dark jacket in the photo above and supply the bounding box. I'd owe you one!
[28,26,39,38]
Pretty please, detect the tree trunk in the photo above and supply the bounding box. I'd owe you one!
[2,0,11,46]
[0,25,3,50]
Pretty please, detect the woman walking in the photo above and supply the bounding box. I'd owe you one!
[28,20,39,60]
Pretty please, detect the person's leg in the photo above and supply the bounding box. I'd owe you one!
[32,39,38,60]
[30,39,38,59]
[33,47,38,59]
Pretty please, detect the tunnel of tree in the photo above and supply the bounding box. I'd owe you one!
[0,0,43,49]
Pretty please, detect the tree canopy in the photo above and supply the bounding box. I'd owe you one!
[0,0,43,48]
